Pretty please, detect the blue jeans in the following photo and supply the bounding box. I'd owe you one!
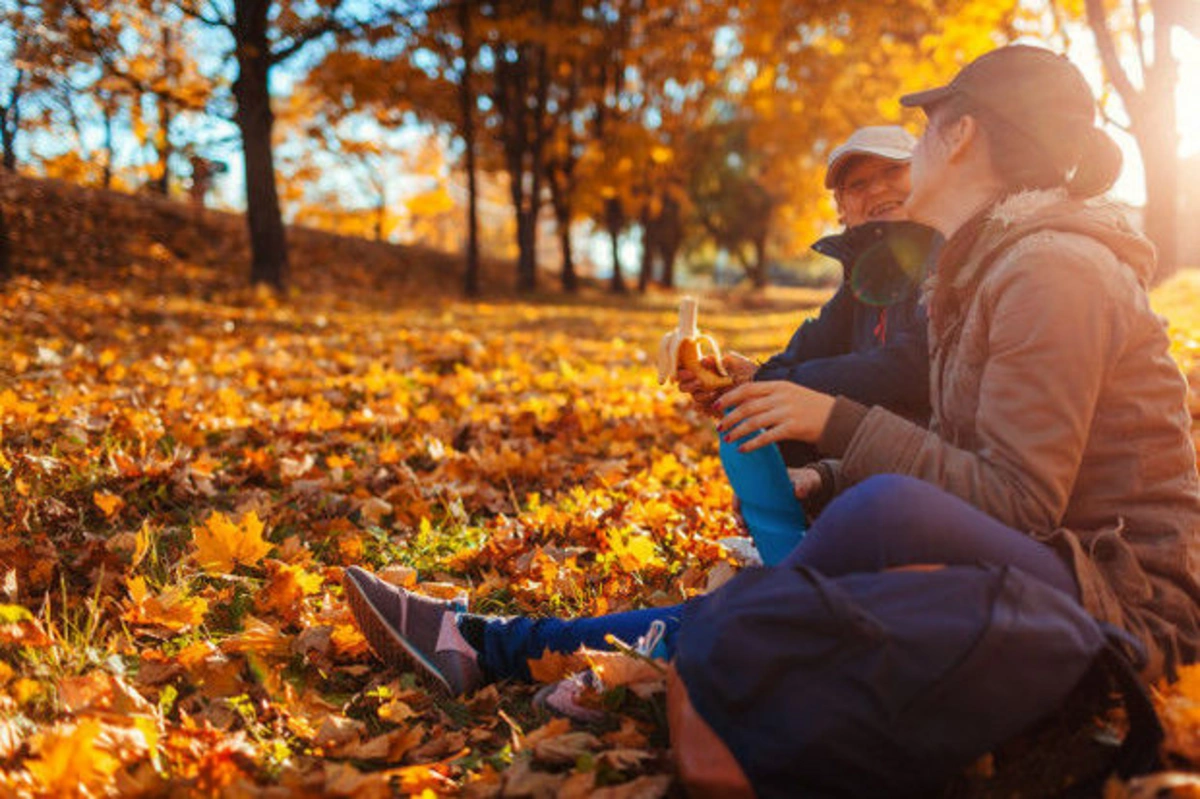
[475,474,1080,681]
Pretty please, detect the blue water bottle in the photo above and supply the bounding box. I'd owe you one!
[718,421,808,565]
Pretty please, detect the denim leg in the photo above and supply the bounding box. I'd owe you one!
[476,605,683,682]
[783,474,1079,598]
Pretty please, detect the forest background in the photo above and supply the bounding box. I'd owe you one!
[5,0,1200,796]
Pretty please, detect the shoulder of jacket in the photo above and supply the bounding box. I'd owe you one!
[984,229,1127,291]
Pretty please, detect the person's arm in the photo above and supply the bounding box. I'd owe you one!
[759,296,929,416]
[755,284,855,377]
[826,240,1118,533]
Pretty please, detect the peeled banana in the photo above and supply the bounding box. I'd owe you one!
[656,297,732,389]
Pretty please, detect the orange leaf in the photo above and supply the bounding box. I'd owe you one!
[93,491,125,518]
[192,511,272,574]
[122,576,208,633]
[26,719,123,797]
[526,648,587,684]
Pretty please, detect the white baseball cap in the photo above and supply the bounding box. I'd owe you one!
[825,126,918,188]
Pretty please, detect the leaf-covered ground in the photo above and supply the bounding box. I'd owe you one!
[2,270,1200,797]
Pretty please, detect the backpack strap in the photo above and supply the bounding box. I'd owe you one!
[1096,623,1163,778]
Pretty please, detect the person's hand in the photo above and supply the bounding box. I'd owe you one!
[716,381,836,452]
[677,367,724,418]
[788,467,823,500]
[719,352,759,385]
[678,353,757,417]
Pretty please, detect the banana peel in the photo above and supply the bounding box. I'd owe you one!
[656,297,733,389]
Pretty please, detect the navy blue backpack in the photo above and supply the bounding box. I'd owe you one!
[674,563,1162,798]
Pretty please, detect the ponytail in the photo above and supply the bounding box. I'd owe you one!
[1065,128,1122,198]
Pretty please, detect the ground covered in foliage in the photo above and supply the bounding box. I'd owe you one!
[2,267,1200,797]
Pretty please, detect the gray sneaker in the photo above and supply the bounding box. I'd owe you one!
[342,566,484,696]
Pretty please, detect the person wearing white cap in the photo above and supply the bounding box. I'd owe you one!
[679,125,939,504]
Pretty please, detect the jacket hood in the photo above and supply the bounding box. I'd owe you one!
[960,189,1157,290]
[813,220,942,273]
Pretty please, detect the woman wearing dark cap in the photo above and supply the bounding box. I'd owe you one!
[341,46,1199,698]
[718,44,1200,679]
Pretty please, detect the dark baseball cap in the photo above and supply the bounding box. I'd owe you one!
[900,45,1096,170]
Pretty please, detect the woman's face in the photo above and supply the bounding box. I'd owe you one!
[904,109,951,223]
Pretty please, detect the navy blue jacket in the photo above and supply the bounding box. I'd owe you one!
[755,221,939,421]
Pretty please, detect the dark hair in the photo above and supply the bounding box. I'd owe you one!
[925,94,1122,336]
[927,95,1121,200]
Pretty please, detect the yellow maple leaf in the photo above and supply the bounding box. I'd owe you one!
[123,576,209,633]
[527,648,587,684]
[26,718,123,797]
[256,560,324,624]
[192,511,272,574]
[219,616,292,657]
[606,529,661,572]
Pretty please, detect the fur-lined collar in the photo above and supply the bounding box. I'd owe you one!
[939,188,1155,291]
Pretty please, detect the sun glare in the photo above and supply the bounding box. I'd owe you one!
[1176,29,1200,159]
[1059,29,1200,206]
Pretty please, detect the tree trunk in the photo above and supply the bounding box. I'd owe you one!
[0,201,10,283]
[496,45,539,293]
[152,27,175,196]
[606,197,627,294]
[658,196,681,288]
[101,99,115,190]
[752,236,768,289]
[1137,9,1179,281]
[549,175,577,293]
[1085,0,1180,283]
[516,204,538,292]
[459,0,481,298]
[638,205,654,293]
[154,97,173,196]
[558,217,576,292]
[1,69,22,172]
[1136,123,1179,282]
[233,0,288,291]
[660,239,678,288]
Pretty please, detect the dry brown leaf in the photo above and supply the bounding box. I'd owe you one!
[532,731,601,765]
[499,754,567,798]
[314,715,367,752]
[589,774,673,799]
[520,717,572,751]
[527,649,587,684]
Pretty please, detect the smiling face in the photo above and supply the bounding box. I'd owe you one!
[833,155,912,227]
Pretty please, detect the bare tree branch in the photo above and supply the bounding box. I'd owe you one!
[1131,0,1149,77]
[62,0,209,111]
[270,5,349,66]
[172,0,233,29]
[1084,0,1143,115]
[1169,0,1200,37]
[1046,0,1075,51]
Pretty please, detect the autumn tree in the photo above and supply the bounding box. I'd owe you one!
[166,0,407,290]
[409,0,487,295]
[480,1,555,292]
[0,0,34,171]
[541,0,590,293]
[667,0,1022,285]
[1081,0,1200,280]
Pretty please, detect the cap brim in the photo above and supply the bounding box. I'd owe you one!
[824,147,913,188]
[900,85,955,108]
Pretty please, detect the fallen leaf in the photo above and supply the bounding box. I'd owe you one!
[193,511,273,574]
[532,731,600,765]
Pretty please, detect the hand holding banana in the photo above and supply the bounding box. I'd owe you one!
[656,297,733,390]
